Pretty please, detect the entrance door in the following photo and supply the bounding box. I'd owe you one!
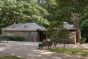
[37,30,46,42]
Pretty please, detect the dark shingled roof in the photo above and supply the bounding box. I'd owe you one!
[63,22,76,30]
[2,23,46,31]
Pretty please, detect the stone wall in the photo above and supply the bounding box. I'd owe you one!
[2,30,77,43]
[2,30,39,42]
[68,31,76,44]
[58,31,76,44]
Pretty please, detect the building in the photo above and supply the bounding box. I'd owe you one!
[2,22,78,44]
[2,23,46,42]
[62,22,77,44]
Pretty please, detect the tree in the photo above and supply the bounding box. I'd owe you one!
[47,21,70,48]
[46,0,88,43]
[58,29,69,47]
[81,19,88,42]
[0,0,49,28]
[43,0,88,23]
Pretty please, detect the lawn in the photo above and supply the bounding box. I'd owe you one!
[49,48,88,56]
[0,56,24,59]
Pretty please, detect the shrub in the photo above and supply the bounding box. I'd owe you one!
[0,35,25,41]
[0,35,9,41]
[9,36,25,41]
[80,37,86,44]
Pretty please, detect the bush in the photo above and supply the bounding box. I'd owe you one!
[0,35,25,41]
[9,36,25,41]
[0,35,9,41]
[80,37,86,44]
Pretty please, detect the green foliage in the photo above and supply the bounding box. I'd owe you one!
[80,3,88,42]
[44,0,88,23]
[0,35,25,41]
[47,21,69,43]
[0,0,49,27]
[50,48,88,56]
[0,0,88,40]
[9,36,25,41]
[80,37,86,44]
[81,19,88,42]
[0,56,24,59]
[47,21,63,39]
[45,0,88,40]
[58,29,69,39]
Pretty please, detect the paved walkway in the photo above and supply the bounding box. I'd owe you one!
[0,41,88,59]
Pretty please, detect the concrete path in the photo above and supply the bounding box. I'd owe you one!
[0,41,88,59]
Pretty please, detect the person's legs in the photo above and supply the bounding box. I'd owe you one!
[40,43,43,49]
[38,44,41,49]
[48,42,52,49]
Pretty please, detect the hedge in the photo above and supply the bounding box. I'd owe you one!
[0,35,25,41]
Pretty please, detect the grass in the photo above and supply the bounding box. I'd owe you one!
[49,48,88,56]
[0,56,24,59]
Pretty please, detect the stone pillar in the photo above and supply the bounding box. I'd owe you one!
[71,13,81,44]
[69,31,76,44]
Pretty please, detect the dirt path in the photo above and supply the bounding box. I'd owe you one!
[0,41,88,59]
